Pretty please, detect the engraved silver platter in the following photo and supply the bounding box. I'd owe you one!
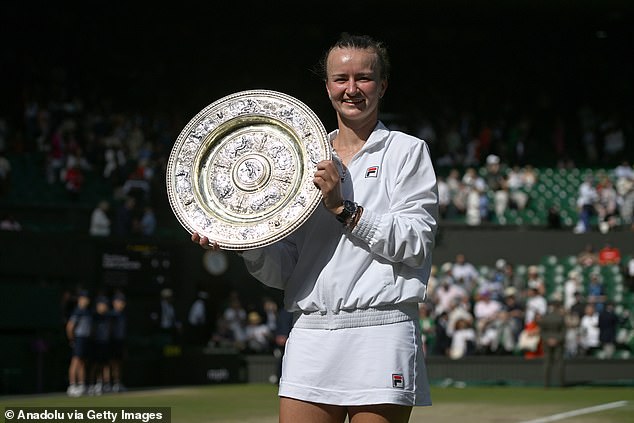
[166,89,330,250]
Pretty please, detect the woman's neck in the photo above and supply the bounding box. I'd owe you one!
[334,117,378,148]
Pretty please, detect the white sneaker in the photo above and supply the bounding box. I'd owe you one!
[112,383,127,393]
[67,384,76,397]
[72,383,86,397]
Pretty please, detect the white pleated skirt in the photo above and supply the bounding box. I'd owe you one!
[278,318,431,407]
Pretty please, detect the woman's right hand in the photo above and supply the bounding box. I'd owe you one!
[313,159,344,216]
[191,232,220,251]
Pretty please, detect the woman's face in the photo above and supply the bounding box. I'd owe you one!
[325,47,387,126]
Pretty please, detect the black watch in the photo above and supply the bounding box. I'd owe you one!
[336,200,357,223]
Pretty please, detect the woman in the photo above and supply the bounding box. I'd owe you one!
[194,33,438,423]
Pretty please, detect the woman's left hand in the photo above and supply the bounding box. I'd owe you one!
[191,232,221,251]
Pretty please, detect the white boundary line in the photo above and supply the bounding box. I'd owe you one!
[518,400,628,423]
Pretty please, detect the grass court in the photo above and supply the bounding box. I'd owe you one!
[1,384,633,422]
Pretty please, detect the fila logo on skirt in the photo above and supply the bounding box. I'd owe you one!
[392,373,404,388]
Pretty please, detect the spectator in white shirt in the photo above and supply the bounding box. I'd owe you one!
[89,201,111,236]
[574,174,598,233]
[525,285,547,324]
[451,253,479,294]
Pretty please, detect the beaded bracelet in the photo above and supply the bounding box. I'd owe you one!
[346,205,364,231]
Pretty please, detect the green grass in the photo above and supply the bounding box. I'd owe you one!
[1,384,633,422]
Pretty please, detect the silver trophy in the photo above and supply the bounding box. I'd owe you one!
[166,90,331,250]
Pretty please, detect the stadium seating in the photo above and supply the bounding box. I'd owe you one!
[434,254,634,358]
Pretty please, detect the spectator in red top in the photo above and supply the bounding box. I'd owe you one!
[598,242,621,265]
[64,163,84,201]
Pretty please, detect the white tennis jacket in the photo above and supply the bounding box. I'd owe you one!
[241,121,439,316]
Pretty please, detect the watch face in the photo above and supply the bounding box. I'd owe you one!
[337,200,356,223]
[203,250,228,275]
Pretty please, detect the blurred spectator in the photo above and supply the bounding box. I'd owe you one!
[518,320,542,359]
[0,214,22,231]
[577,243,599,267]
[473,289,503,353]
[565,297,582,358]
[598,302,619,359]
[524,284,547,325]
[223,292,247,348]
[433,311,451,356]
[261,297,279,334]
[614,161,634,180]
[501,261,524,298]
[187,289,211,345]
[614,161,633,230]
[521,165,538,189]
[432,274,467,316]
[446,296,474,339]
[596,176,619,233]
[500,287,525,348]
[244,311,272,353]
[436,176,451,219]
[122,158,153,203]
[586,272,607,312]
[491,258,507,285]
[445,169,467,219]
[65,290,91,397]
[564,304,583,357]
[114,197,138,236]
[579,303,600,356]
[139,205,157,236]
[525,265,545,296]
[451,253,479,294]
[89,200,111,236]
[483,154,510,224]
[569,291,587,322]
[63,161,84,201]
[573,174,598,233]
[462,167,488,225]
[448,318,476,360]
[88,296,111,396]
[563,270,584,311]
[597,242,621,265]
[209,317,238,350]
[539,299,566,387]
[480,266,505,302]
[497,162,529,219]
[150,288,181,344]
[102,138,127,186]
[45,122,68,184]
[109,292,127,393]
